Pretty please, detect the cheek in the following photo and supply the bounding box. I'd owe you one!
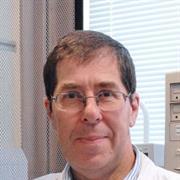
[53,112,73,143]
[104,109,131,138]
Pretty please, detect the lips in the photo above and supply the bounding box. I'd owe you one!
[75,135,107,144]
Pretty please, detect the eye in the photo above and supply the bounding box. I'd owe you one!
[100,90,112,97]
[63,91,82,99]
[98,90,115,100]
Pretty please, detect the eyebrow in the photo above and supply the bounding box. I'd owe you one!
[58,81,119,92]
[96,81,119,89]
[58,83,81,91]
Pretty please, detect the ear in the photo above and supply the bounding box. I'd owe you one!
[129,92,140,127]
[44,98,57,130]
[44,98,52,118]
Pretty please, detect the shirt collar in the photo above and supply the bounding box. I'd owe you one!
[62,164,72,180]
[62,145,142,180]
[124,145,142,180]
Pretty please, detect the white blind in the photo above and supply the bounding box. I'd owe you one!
[84,0,180,144]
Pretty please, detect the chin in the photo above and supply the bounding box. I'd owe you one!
[70,152,113,171]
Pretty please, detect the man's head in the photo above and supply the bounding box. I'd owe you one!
[43,30,139,179]
[44,30,136,104]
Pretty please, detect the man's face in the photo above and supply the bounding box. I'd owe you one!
[46,49,139,174]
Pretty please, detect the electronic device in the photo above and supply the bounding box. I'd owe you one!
[165,71,180,173]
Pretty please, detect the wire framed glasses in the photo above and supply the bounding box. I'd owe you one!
[51,90,131,112]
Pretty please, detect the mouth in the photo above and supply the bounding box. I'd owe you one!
[75,136,108,144]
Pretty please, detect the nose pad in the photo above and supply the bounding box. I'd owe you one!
[81,97,102,124]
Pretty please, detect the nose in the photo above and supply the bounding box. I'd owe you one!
[81,97,102,125]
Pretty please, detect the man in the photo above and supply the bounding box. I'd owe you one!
[36,31,180,179]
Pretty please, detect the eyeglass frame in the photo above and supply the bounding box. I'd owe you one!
[50,90,132,112]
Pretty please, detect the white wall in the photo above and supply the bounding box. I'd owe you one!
[0,0,21,148]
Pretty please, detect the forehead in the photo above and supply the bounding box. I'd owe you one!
[55,49,124,92]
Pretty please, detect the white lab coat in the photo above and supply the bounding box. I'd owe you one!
[138,153,180,180]
[34,152,180,180]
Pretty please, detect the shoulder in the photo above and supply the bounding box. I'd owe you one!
[138,152,180,180]
[33,173,63,180]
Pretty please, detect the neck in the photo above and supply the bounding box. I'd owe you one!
[71,145,136,180]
